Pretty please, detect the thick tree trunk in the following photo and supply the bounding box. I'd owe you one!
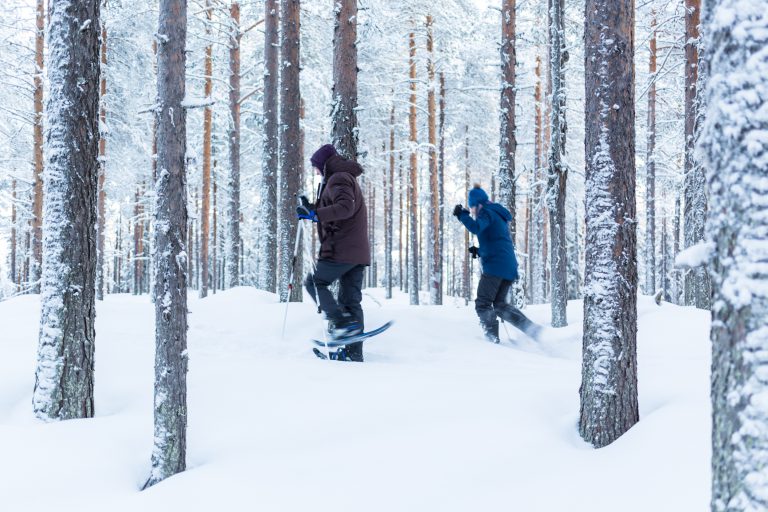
[683,0,710,309]
[31,0,45,292]
[427,15,441,305]
[546,0,568,327]
[97,8,107,300]
[261,0,279,293]
[227,1,241,288]
[200,0,213,299]
[331,0,358,159]
[33,0,100,421]
[579,0,638,448]
[146,0,188,488]
[408,31,419,306]
[645,13,657,296]
[498,0,516,236]
[702,2,768,509]
[278,0,302,302]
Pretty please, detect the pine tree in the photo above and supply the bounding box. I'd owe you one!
[226,1,241,289]
[644,11,657,296]
[30,0,45,292]
[278,0,302,302]
[261,0,279,294]
[408,30,419,306]
[498,0,516,232]
[146,0,188,488]
[97,4,107,300]
[579,0,638,448]
[545,0,567,327]
[702,2,768,509]
[200,0,214,299]
[33,0,100,421]
[331,0,358,159]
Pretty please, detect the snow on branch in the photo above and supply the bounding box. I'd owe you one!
[181,96,215,109]
[675,241,715,269]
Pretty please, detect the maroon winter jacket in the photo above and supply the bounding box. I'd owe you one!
[315,155,370,265]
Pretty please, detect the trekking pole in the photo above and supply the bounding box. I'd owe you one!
[281,219,304,341]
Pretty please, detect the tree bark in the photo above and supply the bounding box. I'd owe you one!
[464,126,471,304]
[438,72,446,299]
[579,0,638,448]
[530,55,546,304]
[278,0,302,302]
[386,104,395,299]
[702,2,768,509]
[97,6,107,300]
[11,178,17,288]
[31,0,45,292]
[645,12,657,296]
[200,0,213,299]
[33,0,100,421]
[683,0,710,309]
[227,1,241,288]
[546,0,568,327]
[146,0,188,488]
[331,0,358,159]
[498,0,516,237]
[261,0,279,293]
[408,31,419,306]
[426,15,441,305]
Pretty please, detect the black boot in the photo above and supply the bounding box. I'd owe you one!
[479,314,500,344]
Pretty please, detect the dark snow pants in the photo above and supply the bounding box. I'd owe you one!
[475,274,536,340]
[304,260,366,361]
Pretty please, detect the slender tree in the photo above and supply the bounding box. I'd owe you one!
[33,0,100,420]
[644,11,657,295]
[331,0,358,159]
[261,0,279,293]
[146,0,188,488]
[579,0,638,448]
[226,1,241,288]
[10,178,17,288]
[408,31,419,306]
[97,3,107,300]
[546,0,567,327]
[426,14,441,305]
[498,0,516,234]
[278,0,302,302]
[702,2,768,509]
[385,104,395,299]
[683,0,710,309]
[31,0,45,291]
[530,55,546,304]
[200,0,213,299]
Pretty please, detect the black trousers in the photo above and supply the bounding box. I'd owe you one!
[475,274,535,338]
[304,260,365,361]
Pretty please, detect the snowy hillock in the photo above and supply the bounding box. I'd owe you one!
[0,289,710,511]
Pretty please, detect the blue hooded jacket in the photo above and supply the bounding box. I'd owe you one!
[459,202,519,282]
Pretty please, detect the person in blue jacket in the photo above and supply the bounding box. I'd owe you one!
[453,185,542,343]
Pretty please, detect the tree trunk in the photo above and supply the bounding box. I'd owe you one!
[498,0,516,236]
[702,2,768,509]
[386,104,395,299]
[97,7,107,300]
[31,0,45,292]
[212,167,218,294]
[579,0,638,448]
[425,15,441,305]
[644,12,657,296]
[146,0,188,488]
[546,0,568,327]
[673,192,681,304]
[464,126,471,304]
[261,0,279,294]
[530,55,546,304]
[226,1,241,289]
[438,72,446,298]
[278,0,302,302]
[399,154,404,290]
[33,0,100,421]
[683,0,710,309]
[10,178,17,288]
[408,31,419,306]
[331,0,358,159]
[200,0,213,299]
[134,186,143,295]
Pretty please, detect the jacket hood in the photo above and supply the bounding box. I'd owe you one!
[483,202,512,223]
[324,154,364,178]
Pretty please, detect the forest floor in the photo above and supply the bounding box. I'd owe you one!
[0,287,710,511]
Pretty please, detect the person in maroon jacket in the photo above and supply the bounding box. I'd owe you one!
[297,144,370,362]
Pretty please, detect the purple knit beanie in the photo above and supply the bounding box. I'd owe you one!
[310,144,337,172]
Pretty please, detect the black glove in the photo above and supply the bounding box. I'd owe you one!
[299,195,315,211]
[469,246,479,259]
[453,204,468,219]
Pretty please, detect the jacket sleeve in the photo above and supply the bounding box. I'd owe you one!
[459,210,491,235]
[316,174,357,222]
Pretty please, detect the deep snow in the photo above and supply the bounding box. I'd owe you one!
[0,288,710,511]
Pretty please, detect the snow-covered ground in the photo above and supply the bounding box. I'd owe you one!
[0,288,710,511]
